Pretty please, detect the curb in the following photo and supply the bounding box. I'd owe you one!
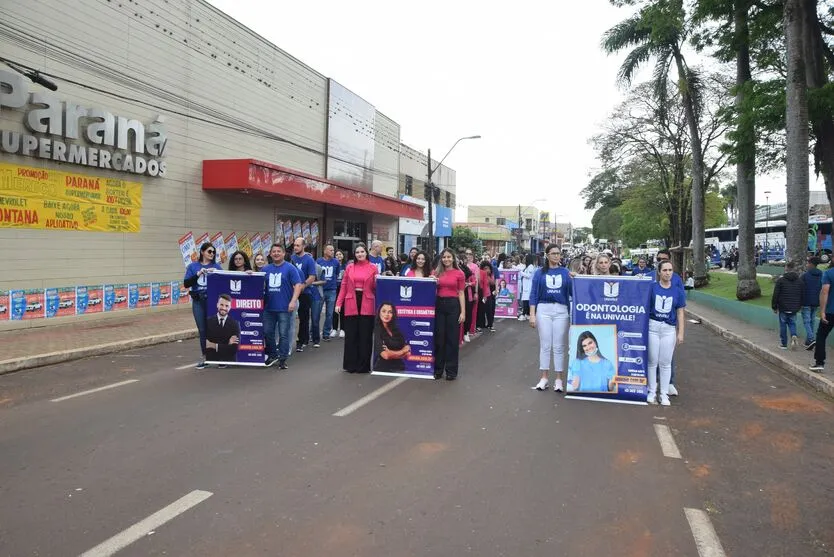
[0,329,196,376]
[687,308,834,398]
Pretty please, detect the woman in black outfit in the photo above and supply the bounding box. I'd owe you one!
[373,302,410,372]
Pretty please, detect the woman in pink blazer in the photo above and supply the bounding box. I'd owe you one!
[335,243,378,373]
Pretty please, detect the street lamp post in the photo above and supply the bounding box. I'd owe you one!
[764,190,771,264]
[426,135,480,259]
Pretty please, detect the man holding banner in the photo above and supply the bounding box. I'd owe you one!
[205,271,267,367]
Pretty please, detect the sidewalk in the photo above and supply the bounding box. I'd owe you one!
[686,300,834,398]
[0,308,196,375]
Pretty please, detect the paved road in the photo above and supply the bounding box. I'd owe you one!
[1,321,832,556]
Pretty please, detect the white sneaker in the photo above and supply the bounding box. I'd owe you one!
[329,330,338,338]
[533,378,548,391]
[667,384,679,397]
[518,315,525,321]
[553,379,563,392]
[464,333,471,343]
[647,391,657,404]
[339,330,345,338]
[659,394,671,406]
[791,335,798,350]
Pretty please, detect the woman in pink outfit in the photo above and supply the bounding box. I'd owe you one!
[335,243,378,373]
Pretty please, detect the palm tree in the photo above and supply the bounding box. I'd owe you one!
[602,0,708,285]
[784,0,810,269]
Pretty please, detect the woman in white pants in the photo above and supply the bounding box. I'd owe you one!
[529,246,573,392]
[646,260,686,405]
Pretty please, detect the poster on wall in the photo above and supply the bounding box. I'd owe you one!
[211,232,227,265]
[372,276,437,379]
[179,232,198,267]
[157,282,172,305]
[103,285,115,311]
[302,221,311,244]
[136,284,151,309]
[494,270,520,319]
[292,220,303,241]
[111,285,129,311]
[10,289,44,320]
[238,234,252,258]
[46,287,76,318]
[224,232,239,258]
[0,290,8,321]
[78,285,104,314]
[310,222,319,246]
[282,220,293,245]
[0,162,143,233]
[151,283,162,306]
[250,233,262,261]
[261,233,272,254]
[274,222,284,247]
[128,284,139,309]
[566,276,652,405]
[195,232,209,250]
[205,271,267,366]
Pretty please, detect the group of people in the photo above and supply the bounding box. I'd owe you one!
[184,239,689,405]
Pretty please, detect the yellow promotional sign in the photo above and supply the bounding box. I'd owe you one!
[0,162,142,232]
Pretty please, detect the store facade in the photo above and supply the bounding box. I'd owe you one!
[0,0,422,329]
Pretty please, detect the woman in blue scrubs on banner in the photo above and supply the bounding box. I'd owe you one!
[568,331,617,392]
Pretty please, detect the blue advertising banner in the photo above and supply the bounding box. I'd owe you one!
[206,271,266,366]
[372,276,437,379]
[567,276,652,404]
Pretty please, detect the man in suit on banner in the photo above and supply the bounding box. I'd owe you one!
[206,294,240,362]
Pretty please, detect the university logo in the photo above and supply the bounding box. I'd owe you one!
[269,273,282,288]
[603,281,619,298]
[400,285,412,300]
[545,274,563,289]
[655,295,673,313]
[197,274,207,287]
[229,280,242,293]
[323,267,334,278]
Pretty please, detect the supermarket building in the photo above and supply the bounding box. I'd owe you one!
[0,0,457,328]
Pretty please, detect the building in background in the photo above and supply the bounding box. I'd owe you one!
[465,205,542,253]
[453,222,513,256]
[397,144,456,254]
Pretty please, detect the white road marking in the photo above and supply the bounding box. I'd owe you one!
[654,423,682,459]
[175,363,197,370]
[78,490,213,557]
[51,380,139,403]
[333,377,409,417]
[684,508,727,557]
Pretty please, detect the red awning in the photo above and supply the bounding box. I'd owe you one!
[202,159,423,220]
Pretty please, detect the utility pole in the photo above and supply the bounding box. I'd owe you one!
[427,148,434,259]
[517,204,522,252]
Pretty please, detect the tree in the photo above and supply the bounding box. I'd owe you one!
[720,182,738,225]
[449,226,483,257]
[784,0,810,269]
[603,0,710,284]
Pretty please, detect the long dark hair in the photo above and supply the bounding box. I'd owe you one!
[198,242,216,264]
[411,250,431,277]
[228,250,252,271]
[524,253,536,267]
[576,330,607,360]
[375,302,402,336]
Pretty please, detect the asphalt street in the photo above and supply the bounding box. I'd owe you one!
[0,320,832,556]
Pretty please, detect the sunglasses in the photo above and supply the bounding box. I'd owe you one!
[206,250,215,254]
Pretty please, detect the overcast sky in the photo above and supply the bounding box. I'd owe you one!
[206,0,804,228]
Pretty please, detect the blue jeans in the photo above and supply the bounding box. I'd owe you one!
[779,311,798,347]
[191,297,207,356]
[322,289,337,337]
[263,310,292,360]
[310,296,323,343]
[802,306,818,343]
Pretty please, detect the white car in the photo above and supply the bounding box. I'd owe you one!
[0,304,6,314]
[160,292,171,300]
[114,295,127,303]
[26,302,43,311]
[88,297,102,306]
[138,294,150,302]
[59,299,74,308]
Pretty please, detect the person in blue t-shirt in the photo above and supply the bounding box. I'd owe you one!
[369,240,386,275]
[631,257,651,277]
[317,244,341,341]
[183,242,223,369]
[291,237,319,351]
[263,243,303,369]
[645,248,683,395]
[567,330,617,392]
[529,245,573,392]
[810,264,834,372]
[646,260,687,405]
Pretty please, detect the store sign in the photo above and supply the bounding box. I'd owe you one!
[0,69,168,177]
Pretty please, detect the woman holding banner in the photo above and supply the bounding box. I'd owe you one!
[228,250,252,272]
[433,248,466,380]
[373,302,409,372]
[183,242,223,369]
[405,251,431,278]
[593,253,614,275]
[335,243,378,373]
[529,245,573,392]
[646,260,686,406]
